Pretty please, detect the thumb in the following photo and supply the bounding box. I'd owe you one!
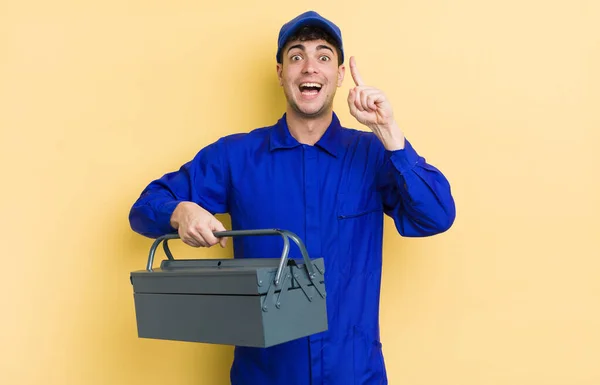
[214,220,228,248]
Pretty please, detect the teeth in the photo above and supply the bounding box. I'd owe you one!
[300,83,322,89]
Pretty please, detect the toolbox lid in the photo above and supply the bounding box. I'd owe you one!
[131,229,325,296]
[131,257,325,296]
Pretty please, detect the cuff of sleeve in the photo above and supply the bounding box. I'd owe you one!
[387,140,420,174]
[158,200,183,233]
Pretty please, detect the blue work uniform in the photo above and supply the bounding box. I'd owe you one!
[129,112,455,385]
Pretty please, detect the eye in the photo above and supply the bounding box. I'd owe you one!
[291,54,302,61]
[319,55,331,62]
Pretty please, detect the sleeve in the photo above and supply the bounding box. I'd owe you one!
[378,139,456,237]
[128,138,230,238]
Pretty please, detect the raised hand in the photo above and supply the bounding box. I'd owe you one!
[347,56,405,151]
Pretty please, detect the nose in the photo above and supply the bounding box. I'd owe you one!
[301,57,318,74]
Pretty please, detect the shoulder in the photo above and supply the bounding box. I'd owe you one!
[216,125,273,154]
[194,124,278,166]
[219,126,271,145]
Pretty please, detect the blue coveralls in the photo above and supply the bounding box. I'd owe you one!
[130,112,455,384]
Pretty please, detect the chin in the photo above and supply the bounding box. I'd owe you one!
[301,106,325,115]
[299,108,328,119]
[294,101,331,118]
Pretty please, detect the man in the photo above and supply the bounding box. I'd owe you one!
[129,10,455,385]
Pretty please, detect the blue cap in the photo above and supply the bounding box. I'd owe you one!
[276,11,344,64]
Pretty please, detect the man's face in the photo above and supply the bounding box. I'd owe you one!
[277,39,345,118]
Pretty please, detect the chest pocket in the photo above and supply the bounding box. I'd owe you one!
[335,147,384,219]
[333,188,384,276]
[337,190,382,219]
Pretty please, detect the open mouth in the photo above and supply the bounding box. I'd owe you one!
[299,82,323,97]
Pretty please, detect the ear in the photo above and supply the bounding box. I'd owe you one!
[276,63,283,86]
[337,64,345,87]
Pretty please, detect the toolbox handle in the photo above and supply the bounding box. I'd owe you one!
[214,229,317,285]
[147,233,179,271]
[146,229,317,286]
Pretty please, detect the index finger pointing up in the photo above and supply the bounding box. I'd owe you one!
[349,56,365,87]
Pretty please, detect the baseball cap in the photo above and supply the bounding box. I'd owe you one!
[276,11,344,64]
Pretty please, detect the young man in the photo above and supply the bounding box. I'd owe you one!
[129,10,455,385]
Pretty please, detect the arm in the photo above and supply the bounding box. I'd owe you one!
[378,140,455,237]
[128,138,230,246]
[347,56,455,236]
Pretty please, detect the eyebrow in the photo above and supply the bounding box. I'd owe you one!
[286,44,335,55]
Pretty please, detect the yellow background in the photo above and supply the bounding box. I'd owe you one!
[2,0,599,384]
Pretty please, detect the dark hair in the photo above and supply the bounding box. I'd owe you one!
[279,26,343,65]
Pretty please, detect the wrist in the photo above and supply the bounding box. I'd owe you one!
[170,201,191,229]
[373,121,405,151]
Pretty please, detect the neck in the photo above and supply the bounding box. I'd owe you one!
[285,109,333,145]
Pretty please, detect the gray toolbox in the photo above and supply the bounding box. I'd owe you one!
[130,229,327,348]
